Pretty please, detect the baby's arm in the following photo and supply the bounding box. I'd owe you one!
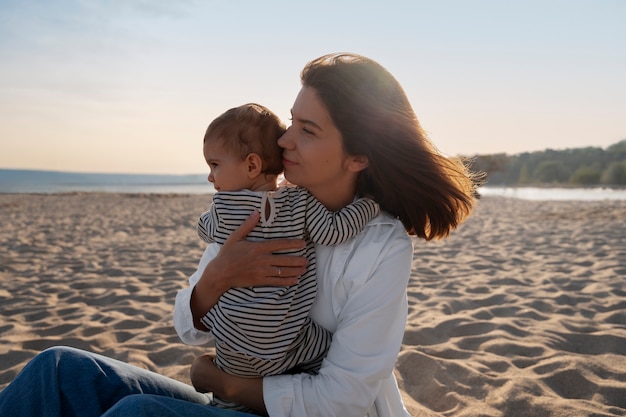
[305,192,379,245]
[198,193,237,245]
[197,207,218,244]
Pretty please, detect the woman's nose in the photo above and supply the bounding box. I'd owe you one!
[277,128,292,149]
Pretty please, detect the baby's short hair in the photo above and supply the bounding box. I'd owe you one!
[204,103,285,175]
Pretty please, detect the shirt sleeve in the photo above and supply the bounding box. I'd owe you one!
[197,203,220,244]
[173,243,220,346]
[305,191,380,246]
[263,222,413,417]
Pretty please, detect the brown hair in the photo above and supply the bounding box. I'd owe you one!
[301,53,478,240]
[204,103,285,175]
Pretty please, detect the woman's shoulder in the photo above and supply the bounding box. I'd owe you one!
[316,211,412,302]
[364,211,411,241]
[331,211,412,264]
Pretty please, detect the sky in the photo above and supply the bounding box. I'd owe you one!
[0,0,624,175]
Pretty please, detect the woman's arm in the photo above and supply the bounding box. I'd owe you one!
[174,243,220,345]
[174,210,309,337]
[190,353,266,414]
[192,220,413,416]
[191,211,308,328]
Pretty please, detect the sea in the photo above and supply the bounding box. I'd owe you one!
[0,169,215,195]
[1,169,626,201]
[478,186,626,201]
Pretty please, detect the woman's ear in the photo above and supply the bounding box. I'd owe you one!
[346,154,369,173]
[245,153,264,178]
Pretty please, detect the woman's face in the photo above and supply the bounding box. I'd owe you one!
[278,86,365,209]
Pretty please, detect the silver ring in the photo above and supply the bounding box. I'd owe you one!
[277,266,282,276]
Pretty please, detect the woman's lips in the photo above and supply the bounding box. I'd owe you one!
[282,157,297,166]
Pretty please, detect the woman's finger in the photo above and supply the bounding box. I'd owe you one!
[255,238,307,254]
[223,210,260,246]
[267,264,306,279]
[223,211,306,254]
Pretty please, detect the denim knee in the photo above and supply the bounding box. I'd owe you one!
[103,395,162,417]
[26,346,71,372]
[37,345,82,360]
[105,394,146,417]
[35,346,85,370]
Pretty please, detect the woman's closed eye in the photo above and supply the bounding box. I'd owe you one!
[288,118,315,136]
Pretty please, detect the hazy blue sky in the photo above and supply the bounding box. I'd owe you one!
[1,0,624,174]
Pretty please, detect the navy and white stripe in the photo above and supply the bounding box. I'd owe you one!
[197,186,378,380]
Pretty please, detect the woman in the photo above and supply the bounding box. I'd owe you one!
[181,53,476,416]
[0,53,476,417]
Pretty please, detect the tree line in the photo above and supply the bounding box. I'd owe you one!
[468,139,626,187]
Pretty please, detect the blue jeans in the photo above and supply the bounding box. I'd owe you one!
[0,346,258,417]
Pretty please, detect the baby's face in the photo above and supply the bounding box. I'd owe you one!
[203,141,251,192]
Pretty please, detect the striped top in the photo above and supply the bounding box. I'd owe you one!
[197,186,379,376]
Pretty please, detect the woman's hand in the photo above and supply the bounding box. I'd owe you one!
[191,353,266,415]
[209,210,308,285]
[191,210,308,329]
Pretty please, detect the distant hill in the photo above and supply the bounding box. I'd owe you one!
[467,139,626,187]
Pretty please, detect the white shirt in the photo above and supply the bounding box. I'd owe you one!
[174,212,413,417]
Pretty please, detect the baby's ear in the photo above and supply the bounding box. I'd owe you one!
[246,153,263,178]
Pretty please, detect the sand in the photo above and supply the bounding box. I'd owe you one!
[0,193,625,416]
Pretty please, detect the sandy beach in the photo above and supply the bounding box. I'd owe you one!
[1,193,625,416]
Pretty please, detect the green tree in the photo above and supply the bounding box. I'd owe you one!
[570,166,602,185]
[465,139,626,186]
[607,139,626,156]
[518,163,530,184]
[601,161,626,185]
[533,161,570,184]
